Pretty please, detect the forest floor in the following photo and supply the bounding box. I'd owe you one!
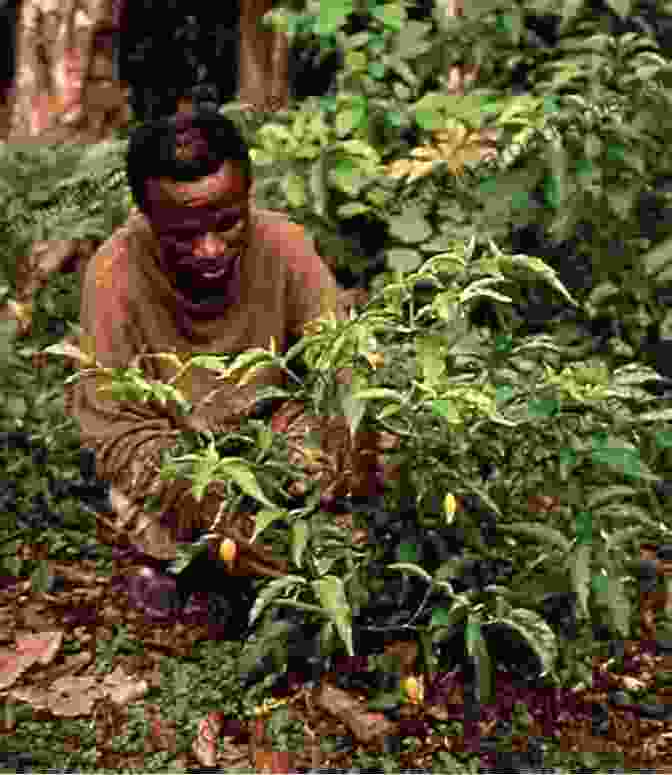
[1,537,672,773]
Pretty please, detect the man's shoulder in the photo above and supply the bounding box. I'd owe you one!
[85,210,151,298]
[252,208,320,267]
[253,208,311,242]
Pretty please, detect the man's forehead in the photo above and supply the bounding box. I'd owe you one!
[157,161,248,209]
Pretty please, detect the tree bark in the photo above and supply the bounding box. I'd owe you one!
[238,0,289,112]
[8,0,130,145]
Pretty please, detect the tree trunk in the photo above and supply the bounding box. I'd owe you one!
[8,0,130,145]
[238,0,289,112]
[6,0,292,145]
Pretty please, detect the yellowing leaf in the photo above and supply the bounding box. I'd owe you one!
[407,161,436,182]
[364,352,385,370]
[410,145,441,160]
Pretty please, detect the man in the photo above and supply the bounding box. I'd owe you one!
[65,108,388,620]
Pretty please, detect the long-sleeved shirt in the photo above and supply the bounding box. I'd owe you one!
[65,205,349,545]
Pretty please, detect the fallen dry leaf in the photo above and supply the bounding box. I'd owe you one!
[100,664,149,705]
[193,710,225,767]
[15,630,63,665]
[0,649,35,691]
[316,681,397,745]
[622,675,646,692]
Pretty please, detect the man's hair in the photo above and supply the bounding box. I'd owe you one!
[126,107,252,214]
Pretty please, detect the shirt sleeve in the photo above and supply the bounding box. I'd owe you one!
[65,235,222,553]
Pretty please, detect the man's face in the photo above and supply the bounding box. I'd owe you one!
[147,160,251,282]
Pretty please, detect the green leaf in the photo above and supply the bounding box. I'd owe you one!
[606,525,643,554]
[414,107,444,132]
[605,574,631,638]
[42,339,97,367]
[430,606,454,628]
[6,395,27,418]
[393,81,412,100]
[570,543,592,620]
[31,560,51,596]
[346,31,371,49]
[248,575,307,627]
[328,156,367,196]
[495,383,515,403]
[396,540,419,563]
[386,562,433,584]
[220,462,277,511]
[461,0,502,20]
[575,158,593,177]
[497,608,559,676]
[607,0,631,20]
[375,403,401,422]
[386,248,423,273]
[636,408,672,423]
[352,388,403,402]
[340,138,378,162]
[496,522,572,554]
[496,95,541,124]
[466,617,493,704]
[309,163,327,219]
[496,11,512,34]
[226,349,278,383]
[168,538,210,575]
[387,209,433,244]
[336,202,371,218]
[431,399,461,423]
[511,189,532,212]
[252,508,291,542]
[340,376,367,443]
[370,3,406,31]
[312,575,354,656]
[543,96,560,114]
[590,445,647,480]
[385,110,404,128]
[256,425,274,456]
[315,0,354,36]
[561,0,585,31]
[655,429,672,450]
[586,485,637,512]
[283,172,306,208]
[336,104,366,137]
[575,511,592,545]
[368,62,386,79]
[543,174,561,209]
[291,519,310,568]
[527,397,560,419]
[392,20,432,59]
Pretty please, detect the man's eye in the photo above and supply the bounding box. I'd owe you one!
[216,215,244,232]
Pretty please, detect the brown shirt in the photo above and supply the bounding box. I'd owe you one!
[66,206,347,534]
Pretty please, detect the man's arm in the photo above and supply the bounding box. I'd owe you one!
[67,236,234,560]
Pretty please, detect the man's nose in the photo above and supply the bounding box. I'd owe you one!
[193,232,227,257]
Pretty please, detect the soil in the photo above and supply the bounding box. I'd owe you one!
[1,538,672,773]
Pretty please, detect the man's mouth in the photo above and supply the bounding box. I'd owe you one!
[178,253,240,278]
[202,264,235,280]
